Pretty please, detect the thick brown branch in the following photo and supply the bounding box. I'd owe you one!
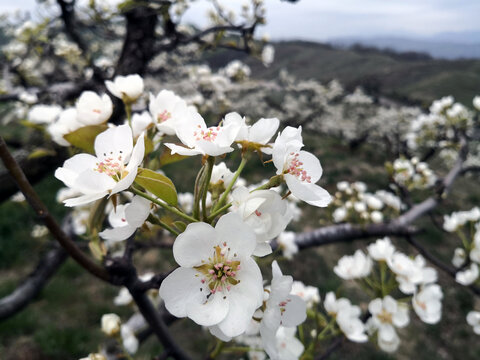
[115,1,158,76]
[0,136,110,281]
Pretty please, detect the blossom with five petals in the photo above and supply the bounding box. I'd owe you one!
[159,213,263,338]
[165,112,242,156]
[55,125,144,207]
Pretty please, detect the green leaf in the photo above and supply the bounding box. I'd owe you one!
[64,124,108,153]
[159,149,188,167]
[134,168,177,205]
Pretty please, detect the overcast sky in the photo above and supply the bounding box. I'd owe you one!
[1,0,479,41]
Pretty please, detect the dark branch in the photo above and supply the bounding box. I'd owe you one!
[0,136,110,281]
[0,246,67,320]
[406,235,480,296]
[115,1,158,76]
[0,149,66,203]
[293,223,418,250]
[128,290,192,360]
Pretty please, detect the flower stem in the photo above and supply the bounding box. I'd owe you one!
[193,164,206,220]
[147,214,180,236]
[251,174,284,191]
[207,202,232,222]
[209,339,225,359]
[131,187,198,223]
[212,154,249,212]
[202,156,215,221]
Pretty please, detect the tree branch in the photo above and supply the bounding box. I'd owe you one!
[0,136,110,281]
[293,223,418,249]
[406,235,480,296]
[0,246,67,320]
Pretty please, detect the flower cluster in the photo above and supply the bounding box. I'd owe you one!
[332,237,443,352]
[443,207,480,285]
[406,96,474,151]
[329,181,402,224]
[47,74,334,360]
[387,156,437,190]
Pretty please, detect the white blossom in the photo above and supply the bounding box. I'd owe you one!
[270,126,331,207]
[159,213,263,338]
[101,313,121,336]
[367,296,409,353]
[99,196,151,244]
[324,292,367,343]
[28,104,62,124]
[467,311,480,334]
[231,186,292,256]
[165,111,242,156]
[456,263,479,286]
[334,250,372,280]
[48,108,82,146]
[290,281,320,309]
[452,248,466,268]
[277,231,298,259]
[367,237,395,261]
[55,125,144,206]
[412,284,443,324]
[261,45,275,67]
[149,89,191,135]
[260,261,307,360]
[106,74,144,102]
[76,91,113,125]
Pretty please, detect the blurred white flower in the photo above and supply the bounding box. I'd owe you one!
[76,91,113,125]
[28,104,62,124]
[277,231,298,259]
[456,263,479,286]
[412,284,443,324]
[367,237,395,261]
[106,74,144,103]
[467,311,480,334]
[334,249,372,280]
[101,313,121,336]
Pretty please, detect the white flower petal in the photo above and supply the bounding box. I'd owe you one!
[187,292,230,326]
[159,267,206,318]
[173,222,218,267]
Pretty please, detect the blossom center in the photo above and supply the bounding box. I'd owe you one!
[157,110,171,123]
[286,152,311,183]
[377,309,393,324]
[194,243,241,295]
[193,125,221,142]
[94,154,128,180]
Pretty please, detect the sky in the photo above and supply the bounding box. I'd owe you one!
[1,0,479,42]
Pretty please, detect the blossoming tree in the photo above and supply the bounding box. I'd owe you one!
[1,1,480,360]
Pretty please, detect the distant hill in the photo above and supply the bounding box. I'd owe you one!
[331,35,480,60]
[204,41,480,107]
